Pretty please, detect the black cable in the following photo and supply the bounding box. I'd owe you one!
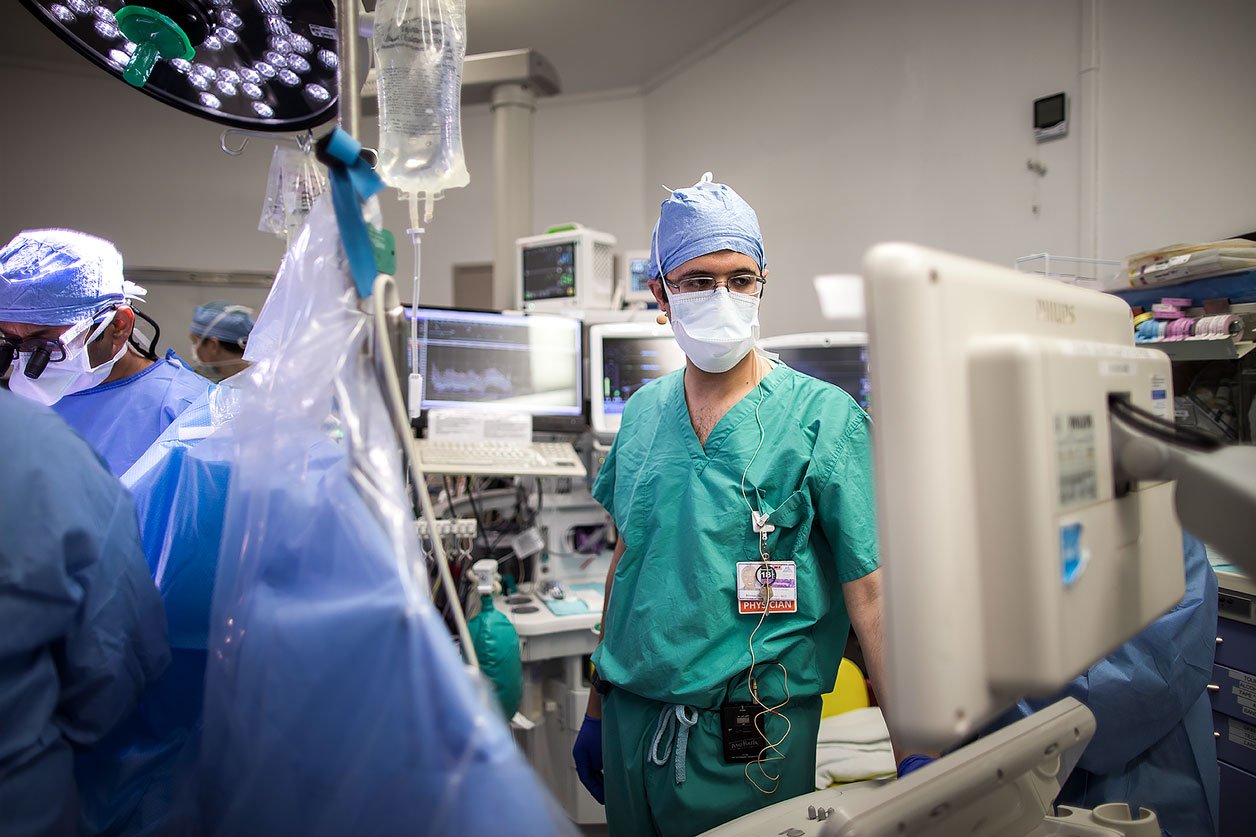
[130,307,162,361]
[1109,395,1223,452]
[465,477,493,552]
[1111,399,1195,447]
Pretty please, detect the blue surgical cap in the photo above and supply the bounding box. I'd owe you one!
[0,229,137,326]
[649,172,765,279]
[191,301,255,345]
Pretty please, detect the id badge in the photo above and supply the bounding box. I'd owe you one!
[736,561,798,615]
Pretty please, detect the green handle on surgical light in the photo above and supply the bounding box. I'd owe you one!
[113,5,195,88]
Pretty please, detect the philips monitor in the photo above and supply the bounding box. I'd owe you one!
[619,249,657,306]
[517,226,617,312]
[589,322,688,436]
[758,332,869,409]
[409,307,583,417]
[847,243,1183,753]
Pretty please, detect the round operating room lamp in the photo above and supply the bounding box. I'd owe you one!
[18,0,339,132]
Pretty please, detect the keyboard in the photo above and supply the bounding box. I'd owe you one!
[415,440,588,477]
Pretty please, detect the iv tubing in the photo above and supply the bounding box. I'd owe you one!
[372,272,479,670]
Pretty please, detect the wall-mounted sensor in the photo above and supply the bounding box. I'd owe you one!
[1033,92,1068,142]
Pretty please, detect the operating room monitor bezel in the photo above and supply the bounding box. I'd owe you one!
[407,306,585,420]
[757,331,869,408]
[589,321,686,436]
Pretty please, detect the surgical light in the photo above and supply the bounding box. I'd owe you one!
[18,0,338,132]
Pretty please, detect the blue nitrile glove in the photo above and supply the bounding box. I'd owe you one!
[572,715,605,804]
[897,754,935,778]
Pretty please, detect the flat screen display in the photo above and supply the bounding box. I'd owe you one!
[409,308,583,416]
[600,336,687,415]
[773,345,870,409]
[522,242,577,302]
[629,257,654,293]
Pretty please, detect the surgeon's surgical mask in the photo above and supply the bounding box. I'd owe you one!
[187,339,234,382]
[7,311,124,406]
[187,339,241,382]
[665,286,762,373]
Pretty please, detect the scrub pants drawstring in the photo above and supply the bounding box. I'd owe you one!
[650,704,699,785]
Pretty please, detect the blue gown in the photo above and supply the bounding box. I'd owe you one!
[53,349,208,477]
[74,390,235,836]
[1003,532,1219,836]
[0,390,169,836]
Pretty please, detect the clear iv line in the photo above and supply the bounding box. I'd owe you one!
[736,353,794,794]
[406,193,425,418]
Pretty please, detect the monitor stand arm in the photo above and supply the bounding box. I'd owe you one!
[1112,418,1256,577]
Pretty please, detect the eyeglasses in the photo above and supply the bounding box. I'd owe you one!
[0,309,115,380]
[663,273,767,297]
[0,335,69,378]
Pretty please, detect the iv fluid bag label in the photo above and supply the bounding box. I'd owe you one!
[1054,413,1098,509]
[377,19,459,138]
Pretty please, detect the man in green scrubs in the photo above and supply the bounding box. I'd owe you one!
[572,173,894,835]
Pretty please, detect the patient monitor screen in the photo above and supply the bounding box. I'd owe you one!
[629,257,654,294]
[601,336,687,415]
[522,242,577,302]
[410,308,583,416]
[773,345,870,409]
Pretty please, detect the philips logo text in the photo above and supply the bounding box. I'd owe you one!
[1036,300,1076,325]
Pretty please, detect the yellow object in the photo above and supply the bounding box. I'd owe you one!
[1133,312,1153,327]
[821,658,869,718]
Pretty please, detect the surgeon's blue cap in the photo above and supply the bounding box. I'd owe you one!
[191,300,255,345]
[0,229,136,326]
[649,172,765,279]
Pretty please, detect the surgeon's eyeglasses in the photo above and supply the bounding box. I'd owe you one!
[663,273,767,297]
[0,310,116,380]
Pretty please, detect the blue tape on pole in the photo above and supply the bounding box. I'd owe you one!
[322,128,387,299]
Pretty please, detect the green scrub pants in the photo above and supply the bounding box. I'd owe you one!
[602,689,822,836]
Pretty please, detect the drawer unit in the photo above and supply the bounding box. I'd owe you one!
[1216,615,1256,671]
[1219,760,1256,837]
[1214,711,1256,775]
[1211,663,1256,724]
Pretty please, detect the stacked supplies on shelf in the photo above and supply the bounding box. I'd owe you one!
[1125,238,1256,288]
[1132,297,1247,344]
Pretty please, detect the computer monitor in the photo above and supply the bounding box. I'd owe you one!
[409,307,583,417]
[849,243,1183,752]
[619,249,656,306]
[758,332,869,409]
[589,322,688,436]
[517,226,617,312]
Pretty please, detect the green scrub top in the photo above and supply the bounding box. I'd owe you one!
[592,363,879,709]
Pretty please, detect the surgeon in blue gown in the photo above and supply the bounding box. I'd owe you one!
[0,229,207,476]
[997,531,1219,836]
[0,389,169,836]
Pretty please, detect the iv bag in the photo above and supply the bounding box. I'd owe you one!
[374,0,470,197]
[258,145,327,238]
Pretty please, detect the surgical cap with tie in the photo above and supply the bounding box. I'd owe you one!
[0,229,139,326]
[649,172,766,279]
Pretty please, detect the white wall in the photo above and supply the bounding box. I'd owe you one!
[0,62,644,323]
[643,0,1085,338]
[642,0,1256,337]
[1098,0,1256,257]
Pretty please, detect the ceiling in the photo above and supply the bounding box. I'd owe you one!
[0,1,790,97]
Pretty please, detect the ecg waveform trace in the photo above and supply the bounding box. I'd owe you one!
[428,366,515,398]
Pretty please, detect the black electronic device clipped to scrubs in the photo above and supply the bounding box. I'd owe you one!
[721,702,769,764]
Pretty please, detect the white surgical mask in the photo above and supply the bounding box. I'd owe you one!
[665,286,761,373]
[188,340,244,382]
[7,312,124,406]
